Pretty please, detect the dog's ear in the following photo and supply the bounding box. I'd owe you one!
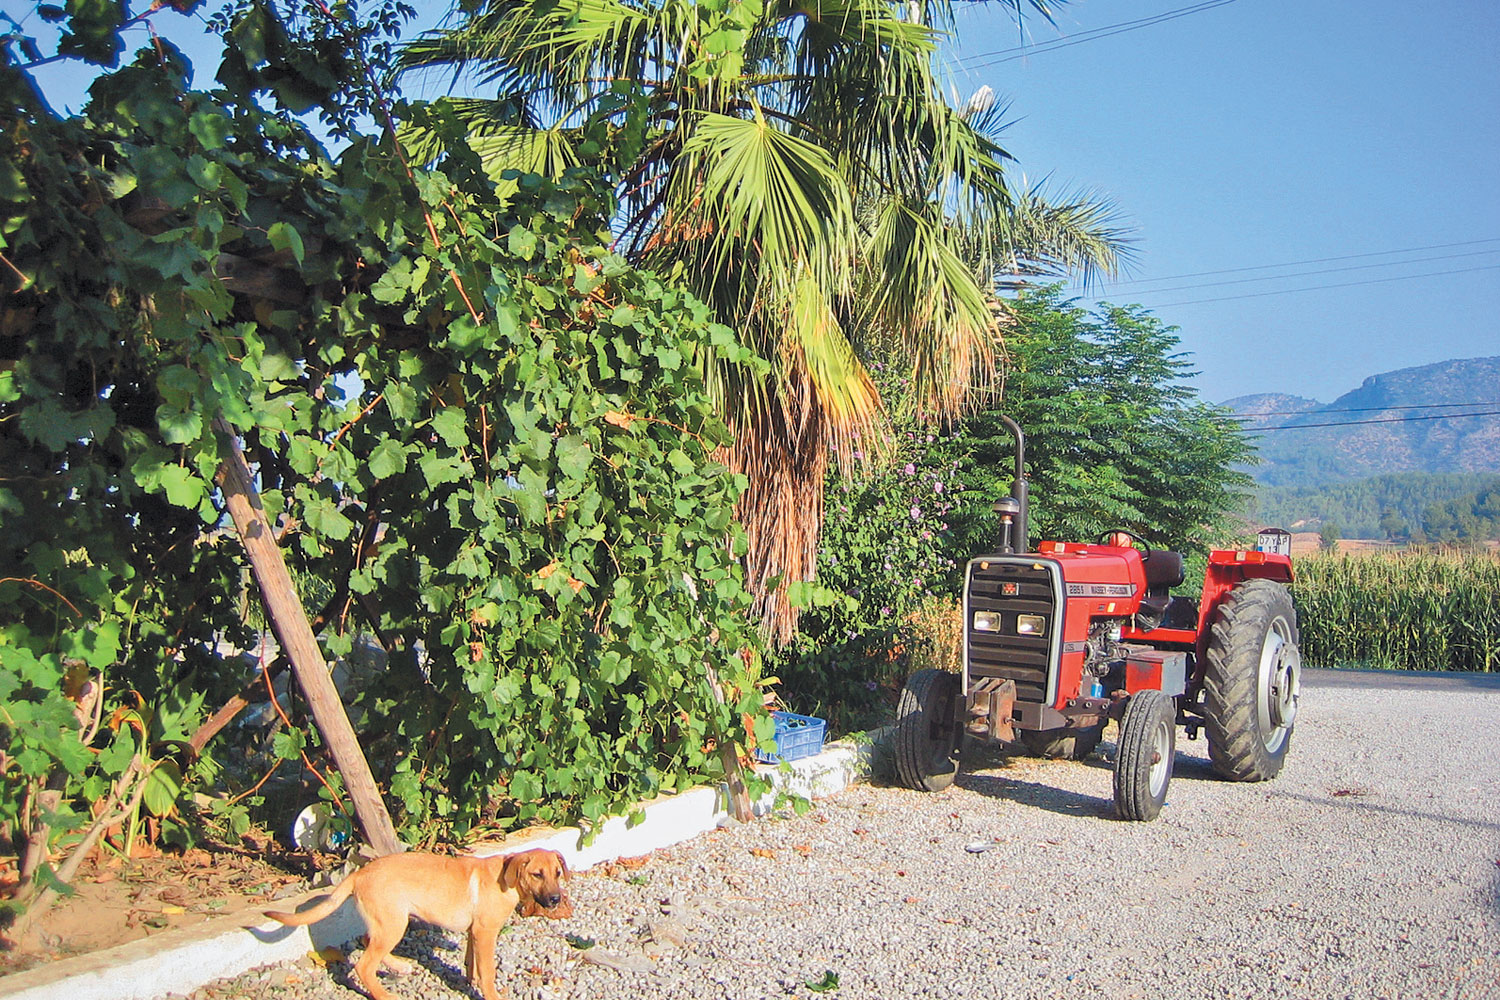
[501,851,527,891]
[555,851,570,880]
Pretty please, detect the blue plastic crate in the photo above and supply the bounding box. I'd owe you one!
[756,711,826,764]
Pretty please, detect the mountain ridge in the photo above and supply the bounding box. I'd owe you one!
[1225,356,1500,488]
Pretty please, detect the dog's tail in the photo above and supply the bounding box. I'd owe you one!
[263,871,359,927]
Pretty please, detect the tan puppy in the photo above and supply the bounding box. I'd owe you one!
[264,848,568,1000]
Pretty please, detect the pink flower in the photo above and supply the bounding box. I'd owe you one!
[903,463,916,476]
[910,506,922,520]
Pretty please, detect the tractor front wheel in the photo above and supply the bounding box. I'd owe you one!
[1020,723,1106,761]
[1113,689,1176,821]
[1202,579,1302,781]
[893,669,963,792]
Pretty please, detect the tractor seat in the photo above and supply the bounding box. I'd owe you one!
[1141,550,1185,596]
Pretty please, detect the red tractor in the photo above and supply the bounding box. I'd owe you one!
[892,418,1302,820]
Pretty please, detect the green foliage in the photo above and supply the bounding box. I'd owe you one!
[942,287,1256,560]
[0,1,767,866]
[208,0,416,137]
[1420,485,1500,545]
[772,403,966,730]
[1293,552,1500,672]
[775,289,1255,725]
[398,0,1122,643]
[806,970,841,993]
[1253,472,1500,540]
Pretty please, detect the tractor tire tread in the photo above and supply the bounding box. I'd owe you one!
[1202,579,1297,782]
[1113,689,1174,821]
[893,668,961,793]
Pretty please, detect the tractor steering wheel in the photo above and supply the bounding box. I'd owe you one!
[1097,528,1152,552]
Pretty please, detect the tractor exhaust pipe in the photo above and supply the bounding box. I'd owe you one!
[992,415,1029,554]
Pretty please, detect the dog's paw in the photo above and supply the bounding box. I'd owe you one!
[381,956,416,976]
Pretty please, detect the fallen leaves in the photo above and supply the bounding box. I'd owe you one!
[601,854,650,878]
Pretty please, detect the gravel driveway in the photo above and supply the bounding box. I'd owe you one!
[173,667,1500,1000]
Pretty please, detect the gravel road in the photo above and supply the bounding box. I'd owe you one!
[170,668,1500,1000]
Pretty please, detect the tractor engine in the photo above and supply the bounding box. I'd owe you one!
[1082,619,1133,691]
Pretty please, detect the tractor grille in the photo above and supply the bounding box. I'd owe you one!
[965,559,1058,704]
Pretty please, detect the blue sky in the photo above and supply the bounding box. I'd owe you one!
[14,0,1498,404]
[942,0,1500,403]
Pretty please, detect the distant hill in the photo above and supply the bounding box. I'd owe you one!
[1225,392,1320,424]
[1250,471,1500,539]
[1226,356,1500,488]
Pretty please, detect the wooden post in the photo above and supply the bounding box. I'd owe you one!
[703,661,753,823]
[213,418,403,856]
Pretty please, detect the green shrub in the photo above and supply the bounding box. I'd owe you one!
[771,424,965,732]
[1,5,768,878]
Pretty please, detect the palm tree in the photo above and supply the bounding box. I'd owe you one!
[399,0,1128,643]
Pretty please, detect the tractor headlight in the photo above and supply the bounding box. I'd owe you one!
[972,611,1000,632]
[1016,614,1046,637]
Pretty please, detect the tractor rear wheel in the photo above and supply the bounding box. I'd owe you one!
[893,669,963,792]
[1019,723,1106,760]
[1113,689,1176,821]
[1202,579,1302,781]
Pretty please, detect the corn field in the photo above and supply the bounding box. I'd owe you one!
[1291,550,1500,671]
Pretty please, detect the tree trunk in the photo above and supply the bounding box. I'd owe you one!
[213,418,403,857]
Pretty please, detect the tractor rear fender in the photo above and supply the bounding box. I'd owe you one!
[1194,550,1295,661]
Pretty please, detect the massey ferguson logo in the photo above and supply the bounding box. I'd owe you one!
[1001,582,1019,596]
[1066,583,1136,598]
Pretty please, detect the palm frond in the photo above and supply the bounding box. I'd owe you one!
[670,110,856,305]
[785,269,885,469]
[401,0,664,115]
[399,0,1084,644]
[397,97,585,200]
[859,197,997,418]
[994,181,1136,291]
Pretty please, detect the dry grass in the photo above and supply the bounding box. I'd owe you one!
[904,596,964,675]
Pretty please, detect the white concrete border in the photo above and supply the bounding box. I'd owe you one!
[0,735,883,1000]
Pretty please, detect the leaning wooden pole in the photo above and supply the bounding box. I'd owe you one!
[703,661,753,823]
[213,418,403,856]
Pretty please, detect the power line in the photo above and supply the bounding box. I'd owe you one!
[1232,401,1500,418]
[1250,409,1500,432]
[958,0,1240,71]
[1138,263,1500,307]
[1084,248,1500,298]
[1066,237,1500,294]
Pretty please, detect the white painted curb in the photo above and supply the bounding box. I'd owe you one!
[0,735,884,1000]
